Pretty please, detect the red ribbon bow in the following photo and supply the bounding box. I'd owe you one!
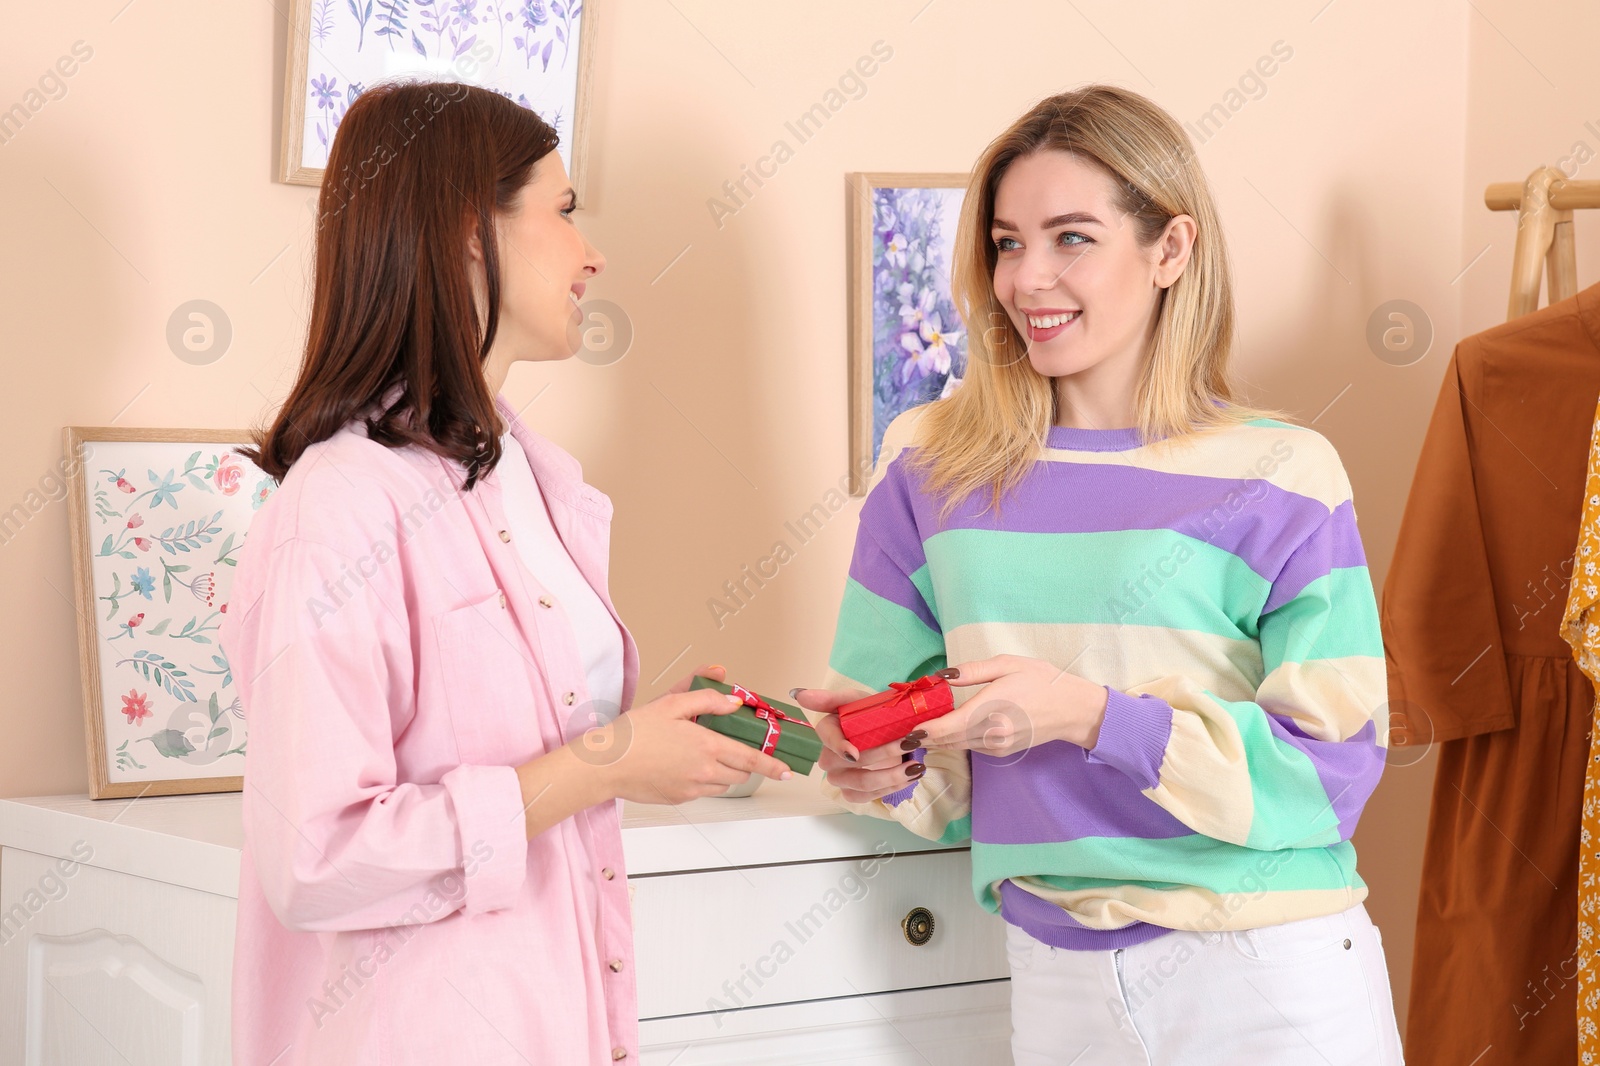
[729,682,814,756]
[886,674,943,718]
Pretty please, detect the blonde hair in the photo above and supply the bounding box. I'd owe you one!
[905,84,1283,523]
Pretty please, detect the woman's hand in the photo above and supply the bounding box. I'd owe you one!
[791,687,927,804]
[917,656,1109,757]
[586,664,794,805]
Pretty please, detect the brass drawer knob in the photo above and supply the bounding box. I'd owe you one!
[902,906,936,947]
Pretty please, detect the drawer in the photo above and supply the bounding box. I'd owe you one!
[632,846,1006,1019]
[639,978,1013,1065]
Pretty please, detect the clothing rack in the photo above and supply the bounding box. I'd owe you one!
[1485,167,1600,320]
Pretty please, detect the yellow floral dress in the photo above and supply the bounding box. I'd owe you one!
[1560,395,1600,1061]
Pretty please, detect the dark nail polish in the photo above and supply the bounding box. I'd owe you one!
[844,751,857,763]
[788,687,803,701]
[905,762,925,779]
[936,667,960,679]
[900,731,927,751]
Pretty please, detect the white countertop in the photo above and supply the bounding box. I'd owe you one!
[0,771,953,897]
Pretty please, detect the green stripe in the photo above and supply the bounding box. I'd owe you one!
[970,836,1361,909]
[1211,694,1343,850]
[828,578,946,693]
[937,812,972,846]
[909,564,939,622]
[1260,568,1383,663]
[925,528,1269,637]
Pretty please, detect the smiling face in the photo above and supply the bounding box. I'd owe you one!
[989,150,1192,423]
[471,152,604,391]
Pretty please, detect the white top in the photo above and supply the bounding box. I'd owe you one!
[497,430,625,718]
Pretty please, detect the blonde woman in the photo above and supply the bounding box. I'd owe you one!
[794,86,1404,1064]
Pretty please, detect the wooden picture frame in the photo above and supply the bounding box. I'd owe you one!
[846,172,970,496]
[65,427,273,799]
[278,0,598,206]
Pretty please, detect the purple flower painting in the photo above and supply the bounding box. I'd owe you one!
[291,0,586,186]
[871,185,968,466]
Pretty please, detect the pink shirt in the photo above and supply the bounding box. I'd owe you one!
[221,392,642,1065]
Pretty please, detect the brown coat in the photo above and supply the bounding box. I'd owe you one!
[1382,280,1600,1064]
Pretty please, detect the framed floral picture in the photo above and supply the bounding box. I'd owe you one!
[64,428,275,799]
[278,0,597,205]
[846,173,971,496]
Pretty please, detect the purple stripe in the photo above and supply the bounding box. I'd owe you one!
[1269,716,1384,841]
[846,526,941,633]
[860,458,930,570]
[1085,688,1172,790]
[1045,424,1147,452]
[893,456,1340,587]
[1261,500,1368,614]
[969,741,1193,845]
[1000,880,1172,950]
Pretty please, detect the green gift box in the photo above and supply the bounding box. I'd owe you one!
[689,676,822,775]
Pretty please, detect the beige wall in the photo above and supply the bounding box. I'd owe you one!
[4,0,1596,1035]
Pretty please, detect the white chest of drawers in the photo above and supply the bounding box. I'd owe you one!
[0,774,1012,1065]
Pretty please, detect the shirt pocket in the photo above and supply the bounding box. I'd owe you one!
[433,593,543,765]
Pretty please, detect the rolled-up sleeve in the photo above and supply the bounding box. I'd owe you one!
[226,535,529,933]
[439,763,529,915]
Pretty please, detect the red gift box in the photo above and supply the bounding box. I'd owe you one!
[837,673,955,750]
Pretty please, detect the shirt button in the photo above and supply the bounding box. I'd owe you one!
[497,591,507,609]
[498,529,510,542]
[538,595,554,608]
[563,691,576,705]
[607,958,624,972]
[611,1049,627,1061]
[601,867,615,880]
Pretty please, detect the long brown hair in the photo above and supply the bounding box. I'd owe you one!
[907,84,1281,523]
[241,79,559,491]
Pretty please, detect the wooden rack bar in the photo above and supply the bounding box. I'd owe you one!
[1485,179,1600,212]
[1484,167,1594,320]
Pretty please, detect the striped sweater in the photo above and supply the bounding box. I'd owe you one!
[818,408,1388,950]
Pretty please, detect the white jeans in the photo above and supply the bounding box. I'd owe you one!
[1007,903,1404,1065]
